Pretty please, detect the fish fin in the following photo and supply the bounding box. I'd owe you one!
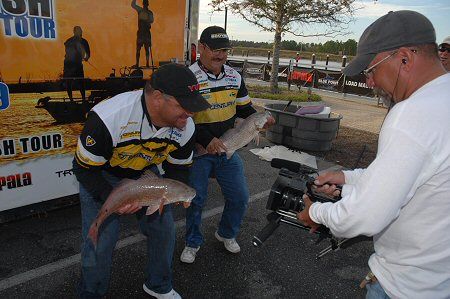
[141,170,160,180]
[146,196,167,215]
[226,150,235,159]
[254,133,260,146]
[158,202,165,214]
[158,195,170,214]
[88,221,99,249]
[146,205,159,215]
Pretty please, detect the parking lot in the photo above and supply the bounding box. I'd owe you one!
[0,137,375,299]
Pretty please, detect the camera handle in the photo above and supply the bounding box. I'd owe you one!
[252,212,281,247]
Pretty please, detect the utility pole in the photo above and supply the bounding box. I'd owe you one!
[224,6,228,31]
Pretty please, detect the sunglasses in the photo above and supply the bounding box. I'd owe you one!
[203,43,229,55]
[439,45,450,53]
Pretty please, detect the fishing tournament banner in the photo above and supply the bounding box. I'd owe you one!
[343,73,374,97]
[227,60,245,75]
[242,61,265,80]
[0,0,189,212]
[263,64,290,82]
[315,69,344,92]
[288,66,315,87]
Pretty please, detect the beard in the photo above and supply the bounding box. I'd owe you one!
[374,87,394,108]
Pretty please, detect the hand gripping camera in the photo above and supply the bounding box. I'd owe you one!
[252,158,349,258]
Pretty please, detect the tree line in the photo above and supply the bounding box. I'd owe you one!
[211,0,357,92]
[231,39,357,56]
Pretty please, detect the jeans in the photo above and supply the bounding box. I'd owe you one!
[77,170,175,298]
[366,281,390,299]
[185,153,249,248]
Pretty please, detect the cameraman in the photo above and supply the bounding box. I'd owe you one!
[298,11,450,298]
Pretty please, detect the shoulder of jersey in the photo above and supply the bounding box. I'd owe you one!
[93,90,141,117]
[224,64,241,79]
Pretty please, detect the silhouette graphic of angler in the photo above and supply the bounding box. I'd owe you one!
[63,26,90,101]
[131,0,154,68]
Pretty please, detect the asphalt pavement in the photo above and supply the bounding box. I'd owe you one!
[0,136,374,298]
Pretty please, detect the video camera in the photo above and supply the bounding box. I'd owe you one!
[252,158,348,258]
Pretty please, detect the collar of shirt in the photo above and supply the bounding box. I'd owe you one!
[198,60,225,80]
[140,91,161,132]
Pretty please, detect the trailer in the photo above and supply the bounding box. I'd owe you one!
[0,0,200,221]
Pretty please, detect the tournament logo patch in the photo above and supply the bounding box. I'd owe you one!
[86,136,96,146]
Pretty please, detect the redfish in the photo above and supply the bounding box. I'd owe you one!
[88,171,196,247]
[220,111,273,159]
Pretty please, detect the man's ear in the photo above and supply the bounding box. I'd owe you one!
[198,43,205,54]
[147,89,163,108]
[398,47,415,71]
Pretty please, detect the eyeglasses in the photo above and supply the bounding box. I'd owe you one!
[363,51,398,78]
[203,43,229,55]
[439,45,450,53]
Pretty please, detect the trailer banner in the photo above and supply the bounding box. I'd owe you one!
[0,0,57,40]
[0,90,84,212]
[0,155,78,212]
[0,0,192,214]
[0,82,10,111]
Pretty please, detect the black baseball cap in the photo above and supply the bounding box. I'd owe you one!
[344,10,436,76]
[150,63,210,112]
[199,26,231,50]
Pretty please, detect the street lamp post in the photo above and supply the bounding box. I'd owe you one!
[224,6,228,31]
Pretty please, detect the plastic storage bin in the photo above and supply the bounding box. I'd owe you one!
[264,103,342,151]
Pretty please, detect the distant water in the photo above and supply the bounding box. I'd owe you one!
[229,55,344,71]
[0,92,83,163]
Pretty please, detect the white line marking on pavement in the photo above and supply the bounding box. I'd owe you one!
[0,189,270,292]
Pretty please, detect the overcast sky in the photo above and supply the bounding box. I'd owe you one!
[198,0,449,44]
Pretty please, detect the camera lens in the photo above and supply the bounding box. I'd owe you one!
[281,189,305,212]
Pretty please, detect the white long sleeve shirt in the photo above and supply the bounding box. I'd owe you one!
[310,73,450,298]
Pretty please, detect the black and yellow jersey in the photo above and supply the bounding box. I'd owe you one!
[72,90,195,202]
[189,61,256,148]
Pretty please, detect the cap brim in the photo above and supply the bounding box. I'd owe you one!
[178,94,211,113]
[343,53,376,76]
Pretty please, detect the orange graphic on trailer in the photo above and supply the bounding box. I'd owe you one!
[0,0,187,83]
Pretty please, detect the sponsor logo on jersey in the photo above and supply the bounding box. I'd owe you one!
[86,136,96,146]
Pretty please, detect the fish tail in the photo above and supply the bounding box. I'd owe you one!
[88,221,99,249]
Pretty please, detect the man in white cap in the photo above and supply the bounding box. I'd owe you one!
[439,36,450,71]
[298,11,450,298]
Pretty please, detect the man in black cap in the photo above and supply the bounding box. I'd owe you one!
[73,63,210,299]
[180,26,274,264]
[298,11,450,298]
